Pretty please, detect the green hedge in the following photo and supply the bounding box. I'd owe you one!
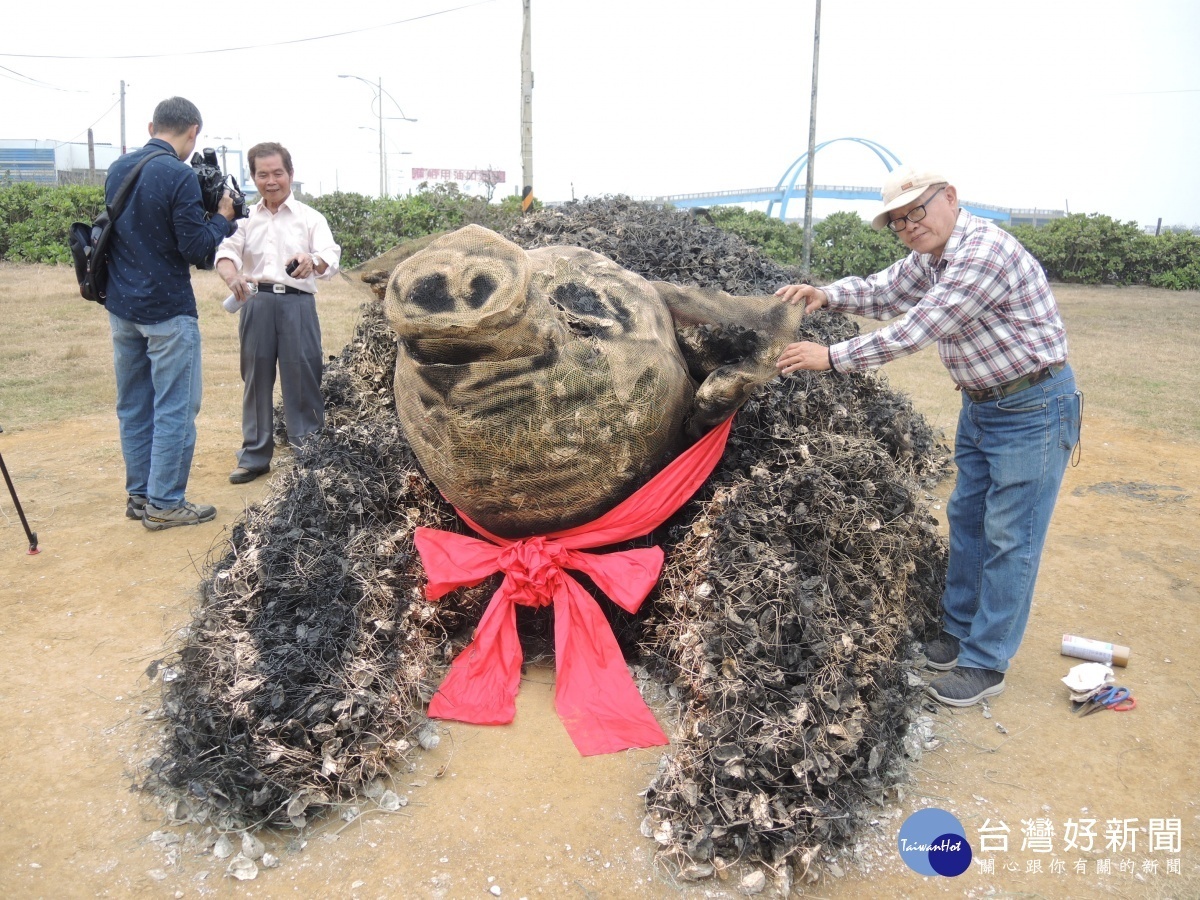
[711,207,906,281]
[811,211,908,281]
[3,180,1197,289]
[0,182,105,264]
[0,180,525,270]
[309,183,528,267]
[714,206,1200,290]
[708,206,806,266]
[1007,214,1200,290]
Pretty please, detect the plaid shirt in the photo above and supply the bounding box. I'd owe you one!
[824,210,1067,391]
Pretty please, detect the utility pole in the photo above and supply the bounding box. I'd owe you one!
[87,128,96,181]
[802,0,821,274]
[120,80,127,154]
[520,0,534,213]
[378,76,386,198]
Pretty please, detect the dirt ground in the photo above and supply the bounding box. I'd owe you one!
[2,286,1199,898]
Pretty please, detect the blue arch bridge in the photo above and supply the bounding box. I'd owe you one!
[650,137,1064,227]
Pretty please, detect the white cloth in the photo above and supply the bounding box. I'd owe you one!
[1062,662,1114,699]
[214,193,340,293]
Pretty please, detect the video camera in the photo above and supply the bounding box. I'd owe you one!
[191,148,248,222]
[190,147,248,269]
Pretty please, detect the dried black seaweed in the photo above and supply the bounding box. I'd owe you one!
[145,198,950,882]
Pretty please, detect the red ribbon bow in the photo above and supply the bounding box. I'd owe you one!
[415,417,733,756]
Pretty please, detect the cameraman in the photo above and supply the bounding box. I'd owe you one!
[215,142,341,484]
[106,96,237,531]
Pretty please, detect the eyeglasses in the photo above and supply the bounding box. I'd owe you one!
[887,185,947,232]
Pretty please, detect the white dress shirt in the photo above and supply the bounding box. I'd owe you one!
[214,193,341,293]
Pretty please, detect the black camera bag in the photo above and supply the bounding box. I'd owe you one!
[69,148,171,306]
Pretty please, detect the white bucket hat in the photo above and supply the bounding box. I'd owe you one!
[871,166,949,230]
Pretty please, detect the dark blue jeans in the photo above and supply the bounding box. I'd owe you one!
[943,365,1081,672]
[110,313,202,509]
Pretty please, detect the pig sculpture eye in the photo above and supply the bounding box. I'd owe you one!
[467,274,496,309]
[408,273,456,313]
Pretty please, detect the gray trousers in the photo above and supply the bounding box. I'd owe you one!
[236,290,324,470]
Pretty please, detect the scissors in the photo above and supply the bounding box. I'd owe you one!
[1074,686,1136,716]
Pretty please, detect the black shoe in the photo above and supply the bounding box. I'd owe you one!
[923,631,960,671]
[126,495,147,520]
[229,466,269,485]
[927,666,1005,707]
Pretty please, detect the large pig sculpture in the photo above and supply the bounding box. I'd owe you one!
[381,224,808,538]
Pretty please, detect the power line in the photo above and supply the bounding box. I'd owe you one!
[0,63,82,91]
[51,98,123,148]
[0,2,493,60]
[1112,88,1200,96]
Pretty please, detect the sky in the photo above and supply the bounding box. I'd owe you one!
[3,0,1198,229]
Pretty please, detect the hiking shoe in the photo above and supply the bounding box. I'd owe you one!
[923,631,960,671]
[229,466,269,485]
[142,500,217,531]
[126,495,147,520]
[927,666,1005,707]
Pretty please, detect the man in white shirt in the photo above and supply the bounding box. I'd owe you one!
[215,142,341,484]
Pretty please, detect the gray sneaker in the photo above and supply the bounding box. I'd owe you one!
[927,666,1005,707]
[142,500,217,531]
[126,495,148,520]
[923,631,960,671]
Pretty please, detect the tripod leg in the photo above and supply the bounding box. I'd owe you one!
[0,450,39,554]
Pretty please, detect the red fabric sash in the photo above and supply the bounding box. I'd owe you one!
[415,417,733,756]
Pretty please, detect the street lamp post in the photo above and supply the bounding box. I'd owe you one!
[339,74,417,198]
[359,127,412,196]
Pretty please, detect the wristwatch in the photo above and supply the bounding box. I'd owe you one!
[311,253,323,270]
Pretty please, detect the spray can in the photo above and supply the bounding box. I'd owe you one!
[222,281,258,313]
[1061,634,1130,667]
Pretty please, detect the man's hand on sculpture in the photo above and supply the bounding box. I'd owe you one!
[774,283,828,314]
[777,341,833,375]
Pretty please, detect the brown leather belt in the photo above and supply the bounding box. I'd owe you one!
[961,364,1064,402]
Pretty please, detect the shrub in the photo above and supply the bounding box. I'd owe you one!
[709,207,805,266]
[0,182,104,263]
[1145,230,1200,291]
[1007,214,1151,286]
[810,211,906,281]
[707,208,906,282]
[308,183,525,267]
[307,191,393,268]
[2,180,1195,290]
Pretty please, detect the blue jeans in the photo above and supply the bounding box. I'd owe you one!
[109,313,203,509]
[943,365,1081,672]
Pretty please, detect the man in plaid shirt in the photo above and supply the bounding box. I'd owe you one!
[776,166,1082,707]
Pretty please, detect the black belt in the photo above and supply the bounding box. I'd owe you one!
[961,364,1064,402]
[256,281,305,295]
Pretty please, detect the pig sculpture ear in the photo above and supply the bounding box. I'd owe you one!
[358,231,447,299]
[384,224,532,340]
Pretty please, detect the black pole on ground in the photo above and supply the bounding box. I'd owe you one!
[0,426,39,554]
